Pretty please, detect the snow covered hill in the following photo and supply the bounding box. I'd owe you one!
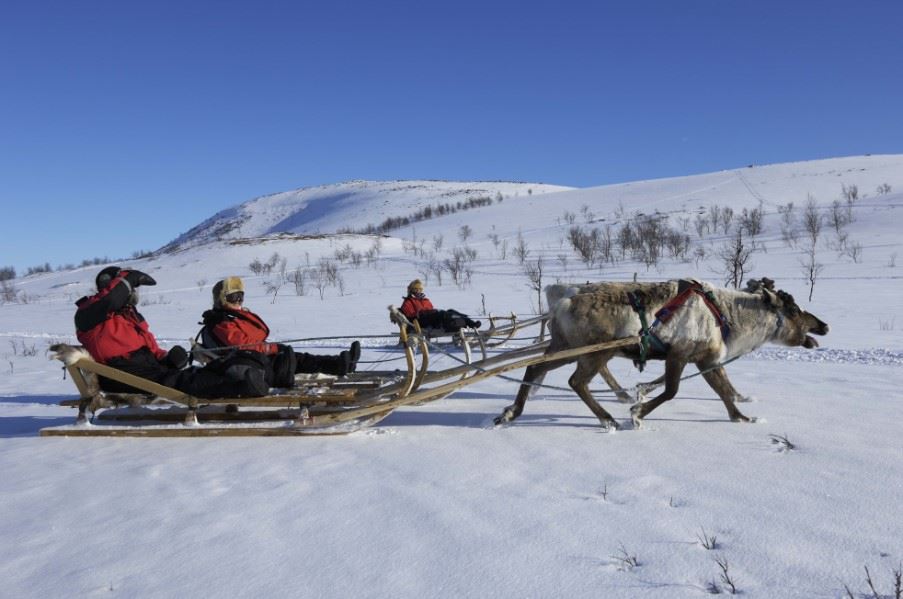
[163,180,573,251]
[1,155,902,598]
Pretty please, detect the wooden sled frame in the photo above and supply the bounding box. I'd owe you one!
[41,319,421,437]
[43,308,640,437]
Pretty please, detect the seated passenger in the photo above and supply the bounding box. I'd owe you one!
[399,279,481,333]
[198,277,360,386]
[75,266,269,397]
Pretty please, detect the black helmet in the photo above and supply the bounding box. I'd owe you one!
[95,266,122,291]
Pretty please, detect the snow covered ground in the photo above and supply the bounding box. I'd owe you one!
[1,156,902,597]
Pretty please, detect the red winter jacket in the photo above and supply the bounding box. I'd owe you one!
[74,272,167,364]
[205,307,278,355]
[400,295,435,321]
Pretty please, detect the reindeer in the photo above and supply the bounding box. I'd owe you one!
[494,278,829,430]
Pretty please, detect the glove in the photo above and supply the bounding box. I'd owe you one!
[164,345,190,369]
[124,270,157,288]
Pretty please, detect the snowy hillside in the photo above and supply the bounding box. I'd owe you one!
[1,155,902,598]
[164,180,573,250]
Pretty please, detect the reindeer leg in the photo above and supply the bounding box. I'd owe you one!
[698,364,752,422]
[571,355,618,430]
[494,357,569,425]
[635,373,666,400]
[630,357,686,428]
[598,359,634,403]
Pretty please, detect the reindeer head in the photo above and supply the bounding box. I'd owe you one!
[751,279,829,348]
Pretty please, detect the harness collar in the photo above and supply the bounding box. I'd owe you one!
[627,280,731,371]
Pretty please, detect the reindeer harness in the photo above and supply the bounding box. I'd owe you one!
[628,279,730,371]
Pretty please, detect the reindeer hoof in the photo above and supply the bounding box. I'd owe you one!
[494,406,517,426]
[630,403,645,428]
[602,419,620,432]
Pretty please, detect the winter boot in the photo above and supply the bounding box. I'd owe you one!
[297,352,348,376]
[348,341,361,373]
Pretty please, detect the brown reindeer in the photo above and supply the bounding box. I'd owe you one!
[494,278,829,430]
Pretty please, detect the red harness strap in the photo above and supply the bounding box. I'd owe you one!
[654,281,730,340]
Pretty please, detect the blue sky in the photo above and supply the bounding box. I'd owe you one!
[2,0,901,273]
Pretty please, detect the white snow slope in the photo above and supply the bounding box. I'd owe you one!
[1,155,902,598]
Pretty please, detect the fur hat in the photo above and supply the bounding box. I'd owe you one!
[212,277,244,308]
[96,266,122,291]
[407,279,424,295]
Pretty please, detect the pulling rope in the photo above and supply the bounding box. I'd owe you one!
[417,334,744,398]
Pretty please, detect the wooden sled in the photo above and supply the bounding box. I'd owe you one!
[43,307,640,437]
[41,320,420,437]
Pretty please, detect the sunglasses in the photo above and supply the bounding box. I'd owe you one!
[225,291,244,304]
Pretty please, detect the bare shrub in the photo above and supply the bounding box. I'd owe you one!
[665,230,691,261]
[778,202,798,246]
[714,555,738,594]
[334,243,354,262]
[523,257,545,314]
[719,207,734,234]
[429,255,444,286]
[694,214,710,239]
[610,543,639,572]
[444,247,475,288]
[800,243,823,301]
[841,241,863,263]
[289,269,307,296]
[513,231,530,264]
[1,280,18,304]
[708,205,722,232]
[841,183,859,202]
[717,229,754,289]
[458,225,472,243]
[310,268,327,300]
[263,280,282,303]
[803,196,823,246]
[497,239,508,260]
[568,226,599,265]
[877,183,892,195]
[843,563,902,599]
[829,199,852,234]
[0,266,15,281]
[738,206,764,237]
[697,527,719,550]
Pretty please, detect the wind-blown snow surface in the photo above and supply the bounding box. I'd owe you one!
[1,156,902,598]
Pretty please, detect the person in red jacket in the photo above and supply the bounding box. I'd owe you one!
[399,279,481,332]
[198,277,360,381]
[75,266,268,397]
